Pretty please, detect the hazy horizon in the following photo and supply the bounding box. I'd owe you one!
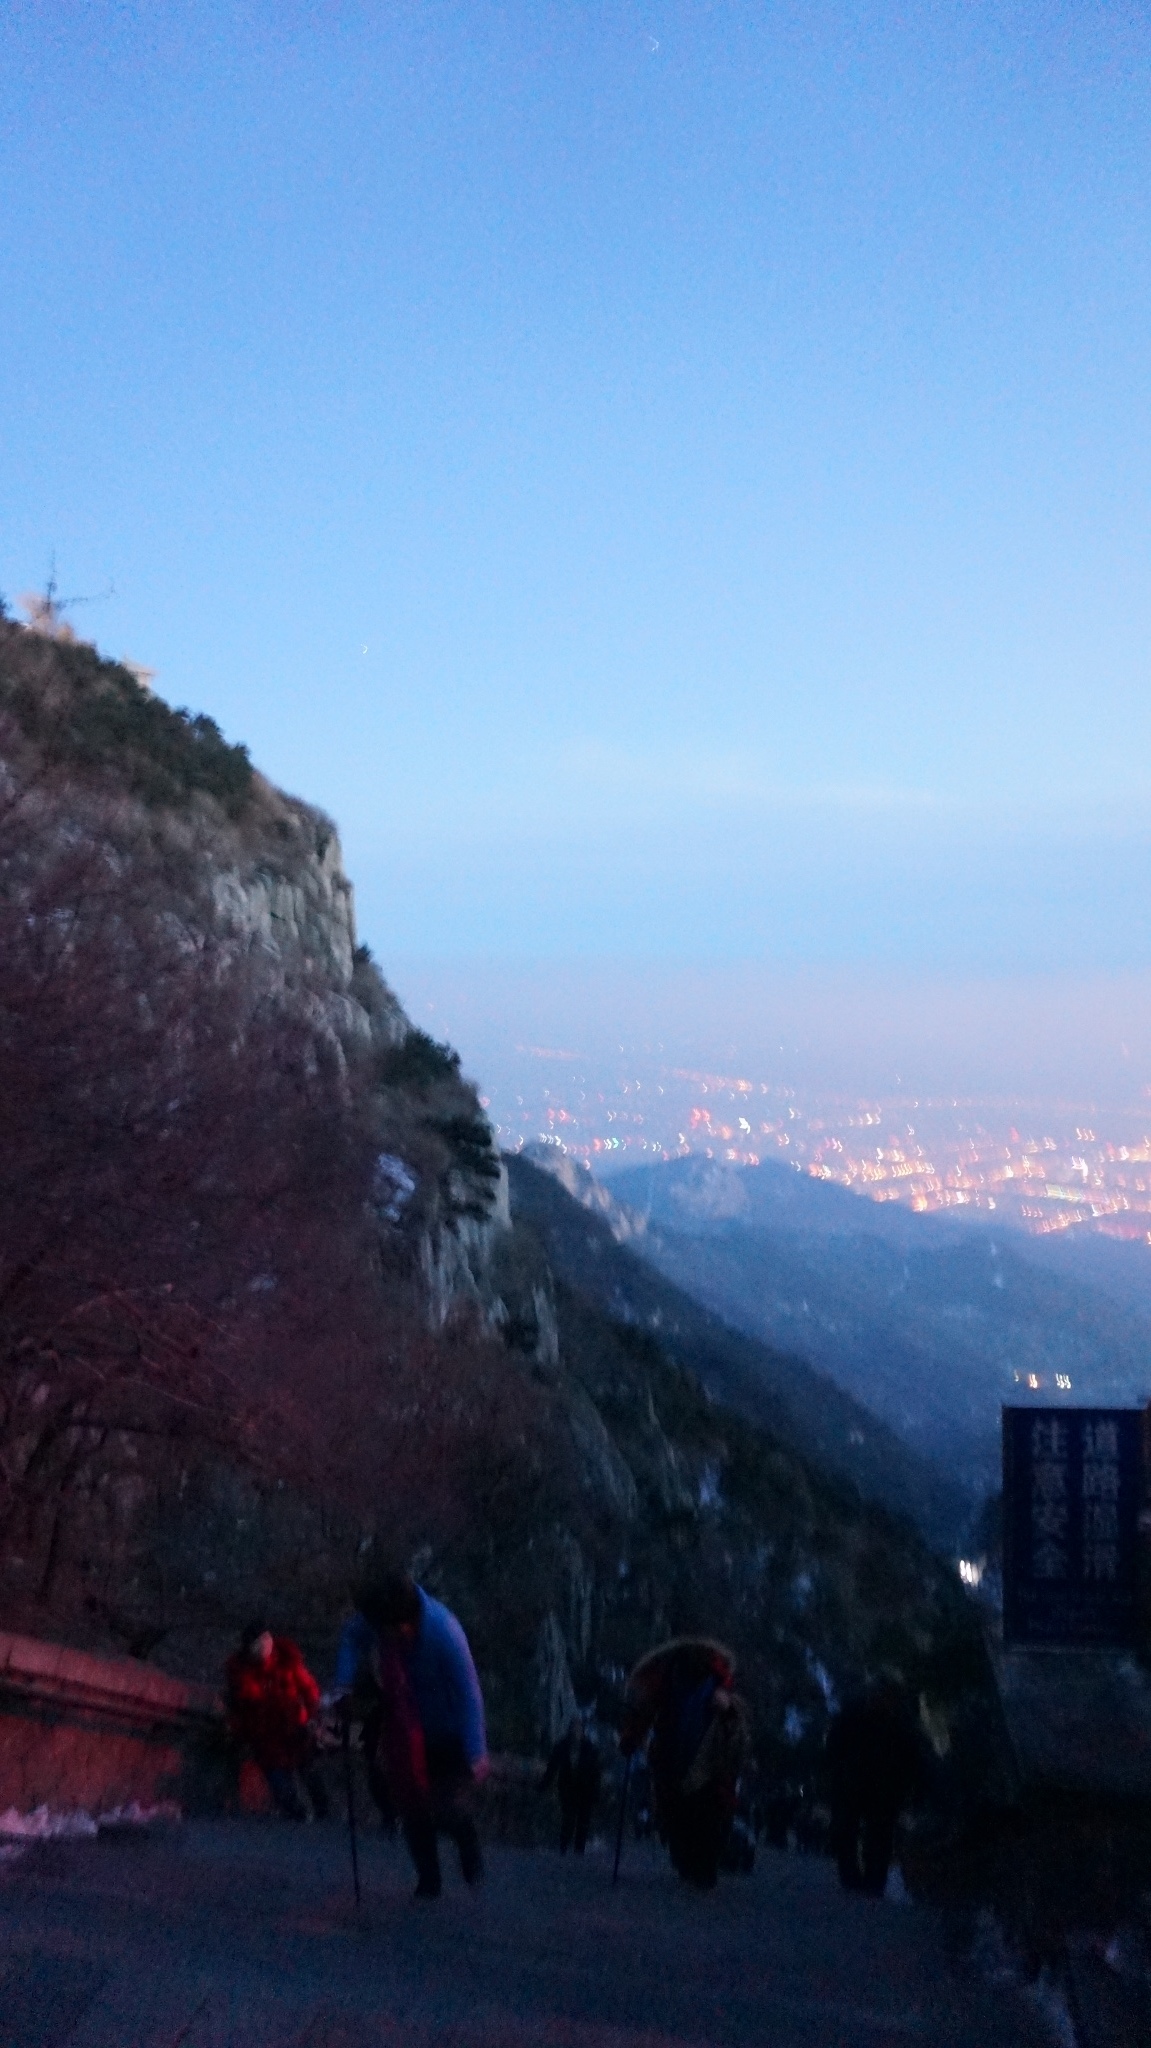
[390,956,1151,1111]
[6,4,1151,1114]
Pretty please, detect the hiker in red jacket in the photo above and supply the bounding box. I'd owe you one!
[225,1621,330,1821]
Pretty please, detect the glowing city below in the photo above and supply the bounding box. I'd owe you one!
[484,1053,1151,1248]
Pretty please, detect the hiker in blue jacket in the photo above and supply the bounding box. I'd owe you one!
[334,1571,488,1898]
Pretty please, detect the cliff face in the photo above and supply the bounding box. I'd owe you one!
[0,615,503,1309]
[211,827,360,1012]
[0,616,991,1774]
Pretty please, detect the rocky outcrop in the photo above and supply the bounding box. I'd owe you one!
[419,1188,512,1330]
[527,1147,648,1245]
[534,1612,580,1746]
[0,616,504,1331]
[0,617,991,1773]
[213,824,356,982]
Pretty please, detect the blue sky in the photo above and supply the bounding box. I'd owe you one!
[3,3,1151,1084]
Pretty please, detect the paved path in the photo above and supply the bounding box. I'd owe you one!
[0,1821,1048,2047]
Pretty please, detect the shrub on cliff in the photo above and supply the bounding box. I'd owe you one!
[374,1027,502,1232]
[0,618,253,816]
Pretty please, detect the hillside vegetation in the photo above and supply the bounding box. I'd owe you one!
[510,1151,969,1547]
[0,618,990,1765]
[0,616,255,814]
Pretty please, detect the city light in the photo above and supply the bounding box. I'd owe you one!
[490,1061,1151,1251]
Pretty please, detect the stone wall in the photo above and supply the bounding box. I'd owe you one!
[0,1631,221,1820]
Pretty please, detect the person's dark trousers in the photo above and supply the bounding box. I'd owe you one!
[265,1768,307,1820]
[558,1799,593,1854]
[403,1804,443,1896]
[833,1799,896,1894]
[361,1703,398,1833]
[303,1759,330,1820]
[831,1798,864,1890]
[265,1762,330,1821]
[668,1790,727,1889]
[403,1737,483,1897]
[860,1806,897,1897]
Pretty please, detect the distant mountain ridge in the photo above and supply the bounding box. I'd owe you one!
[509,1151,971,1548]
[595,1152,1151,1496]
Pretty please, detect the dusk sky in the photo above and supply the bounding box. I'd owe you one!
[4,3,1151,1093]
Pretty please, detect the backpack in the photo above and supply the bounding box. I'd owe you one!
[674,1676,719,1782]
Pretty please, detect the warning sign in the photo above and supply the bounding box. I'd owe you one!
[1002,1407,1143,1648]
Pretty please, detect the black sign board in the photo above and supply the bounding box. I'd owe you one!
[1003,1407,1143,1648]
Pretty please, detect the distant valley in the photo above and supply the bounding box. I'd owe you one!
[552,1151,1151,1504]
[509,1152,972,1548]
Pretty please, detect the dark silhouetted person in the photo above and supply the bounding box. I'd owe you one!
[620,1638,750,1890]
[825,1678,921,1896]
[540,1718,601,1853]
[225,1622,330,1821]
[334,1571,488,1898]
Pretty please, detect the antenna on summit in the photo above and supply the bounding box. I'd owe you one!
[19,554,115,642]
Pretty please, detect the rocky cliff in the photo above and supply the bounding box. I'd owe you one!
[0,614,991,1772]
[0,614,505,1309]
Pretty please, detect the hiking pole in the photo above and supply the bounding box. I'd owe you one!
[341,1704,362,1909]
[612,1753,633,1887]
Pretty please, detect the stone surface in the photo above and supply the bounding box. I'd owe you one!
[0,1632,219,1720]
[0,1820,1051,2048]
[0,1633,220,1819]
[0,1715,184,1821]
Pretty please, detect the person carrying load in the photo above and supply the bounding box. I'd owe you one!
[619,1636,750,1889]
